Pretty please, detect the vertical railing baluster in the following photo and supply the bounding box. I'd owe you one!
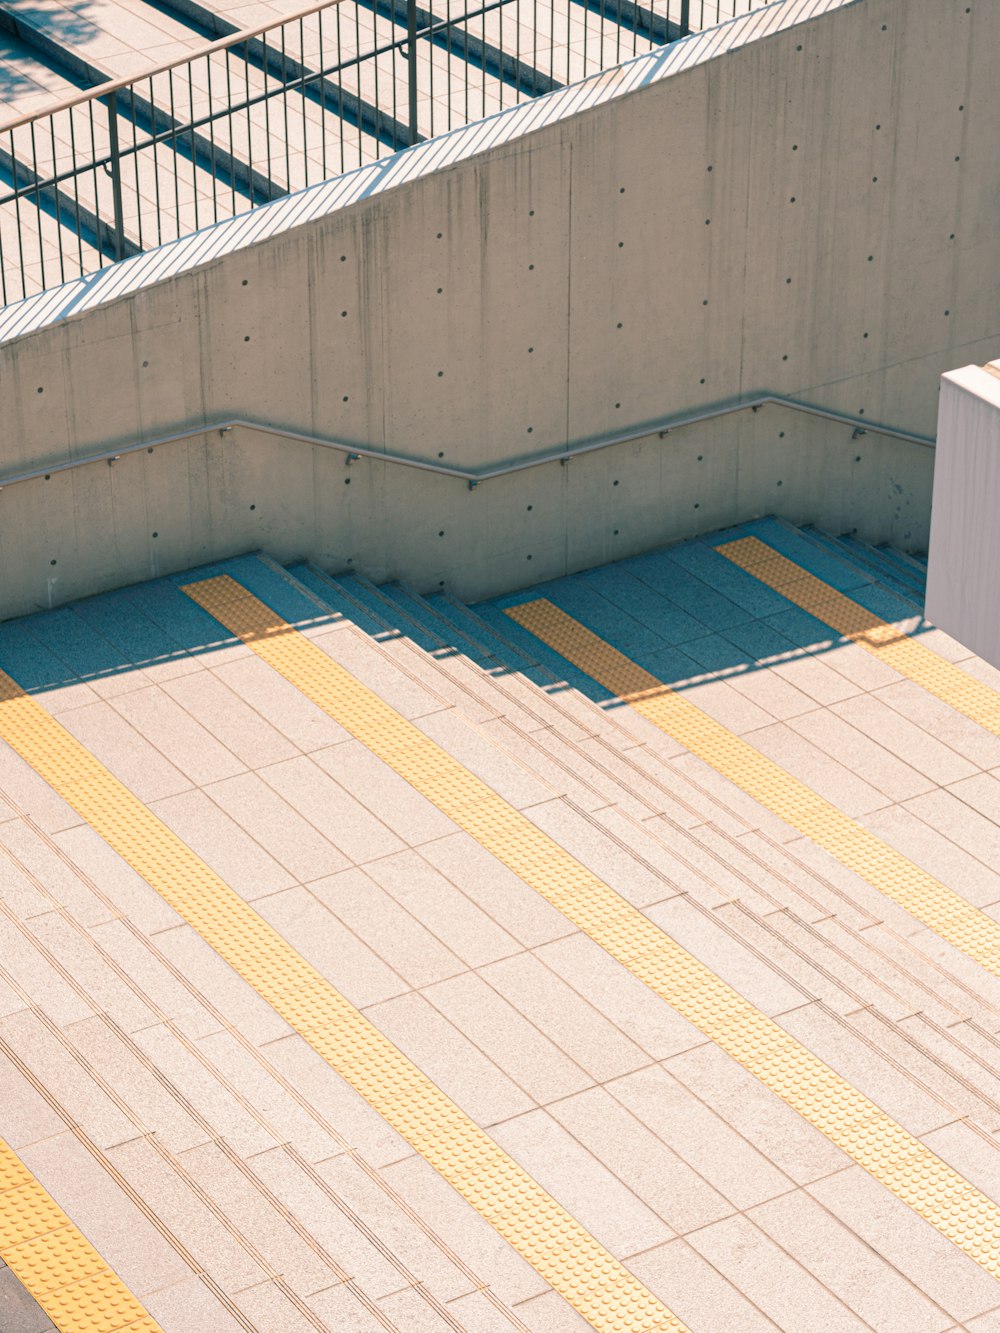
[106,94,126,263]
[408,0,421,147]
[680,0,690,36]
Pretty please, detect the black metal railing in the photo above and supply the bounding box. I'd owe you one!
[0,0,775,305]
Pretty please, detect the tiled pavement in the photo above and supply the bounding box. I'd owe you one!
[4,518,1000,1331]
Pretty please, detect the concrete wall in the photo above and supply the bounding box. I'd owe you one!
[0,0,997,617]
[925,361,1000,667]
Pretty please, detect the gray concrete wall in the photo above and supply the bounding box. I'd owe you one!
[925,361,1000,668]
[0,0,996,617]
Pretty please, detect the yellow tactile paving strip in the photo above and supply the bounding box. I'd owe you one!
[505,598,1000,983]
[0,1135,162,1333]
[717,536,1000,737]
[184,574,1000,1282]
[0,660,682,1333]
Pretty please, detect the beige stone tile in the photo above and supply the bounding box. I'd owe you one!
[852,1010,1000,1132]
[483,719,634,814]
[547,1086,731,1233]
[666,752,800,843]
[259,1033,410,1168]
[108,1136,266,1294]
[178,1140,341,1297]
[723,659,819,721]
[230,1281,316,1332]
[381,1152,549,1307]
[777,834,924,935]
[240,1147,407,1300]
[749,1188,952,1332]
[56,700,193,802]
[666,674,779,737]
[310,626,447,720]
[608,1063,795,1211]
[258,755,406,865]
[645,895,808,1016]
[742,721,892,817]
[146,1276,247,1333]
[151,787,297,901]
[0,743,82,833]
[311,739,458,845]
[920,1120,1000,1205]
[490,1109,674,1259]
[21,1130,192,1298]
[163,669,301,768]
[203,772,351,884]
[316,1155,474,1303]
[443,1290,521,1331]
[416,708,559,809]
[807,1166,1000,1323]
[481,952,649,1083]
[4,821,122,929]
[1,1009,143,1152]
[27,914,160,1034]
[535,932,706,1061]
[306,1280,390,1330]
[666,1042,851,1184]
[715,902,905,1019]
[771,641,870,705]
[861,803,1000,908]
[362,991,534,1127]
[51,824,181,934]
[376,1287,457,1330]
[253,886,407,1009]
[0,917,96,1028]
[419,831,573,948]
[66,1015,210,1153]
[874,680,1000,772]
[87,919,221,1039]
[777,1003,956,1135]
[110,685,246,786]
[366,848,522,967]
[830,693,979,787]
[968,1307,1000,1331]
[0,1048,68,1150]
[626,1236,782,1332]
[686,1213,870,1331]
[424,971,592,1104]
[152,924,293,1045]
[308,866,464,987]
[132,1023,279,1158]
[211,655,352,751]
[512,1289,593,1330]
[0,853,50,922]
[788,706,937,802]
[522,798,678,909]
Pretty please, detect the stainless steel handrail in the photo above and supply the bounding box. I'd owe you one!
[0,392,934,493]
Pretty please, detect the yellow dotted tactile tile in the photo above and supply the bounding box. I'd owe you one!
[717,536,1000,737]
[183,576,1000,1282]
[504,597,1000,982]
[0,651,682,1333]
[0,1135,161,1333]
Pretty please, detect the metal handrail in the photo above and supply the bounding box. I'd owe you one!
[0,393,934,493]
[0,0,350,134]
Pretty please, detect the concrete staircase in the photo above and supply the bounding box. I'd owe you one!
[5,515,1000,1332]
